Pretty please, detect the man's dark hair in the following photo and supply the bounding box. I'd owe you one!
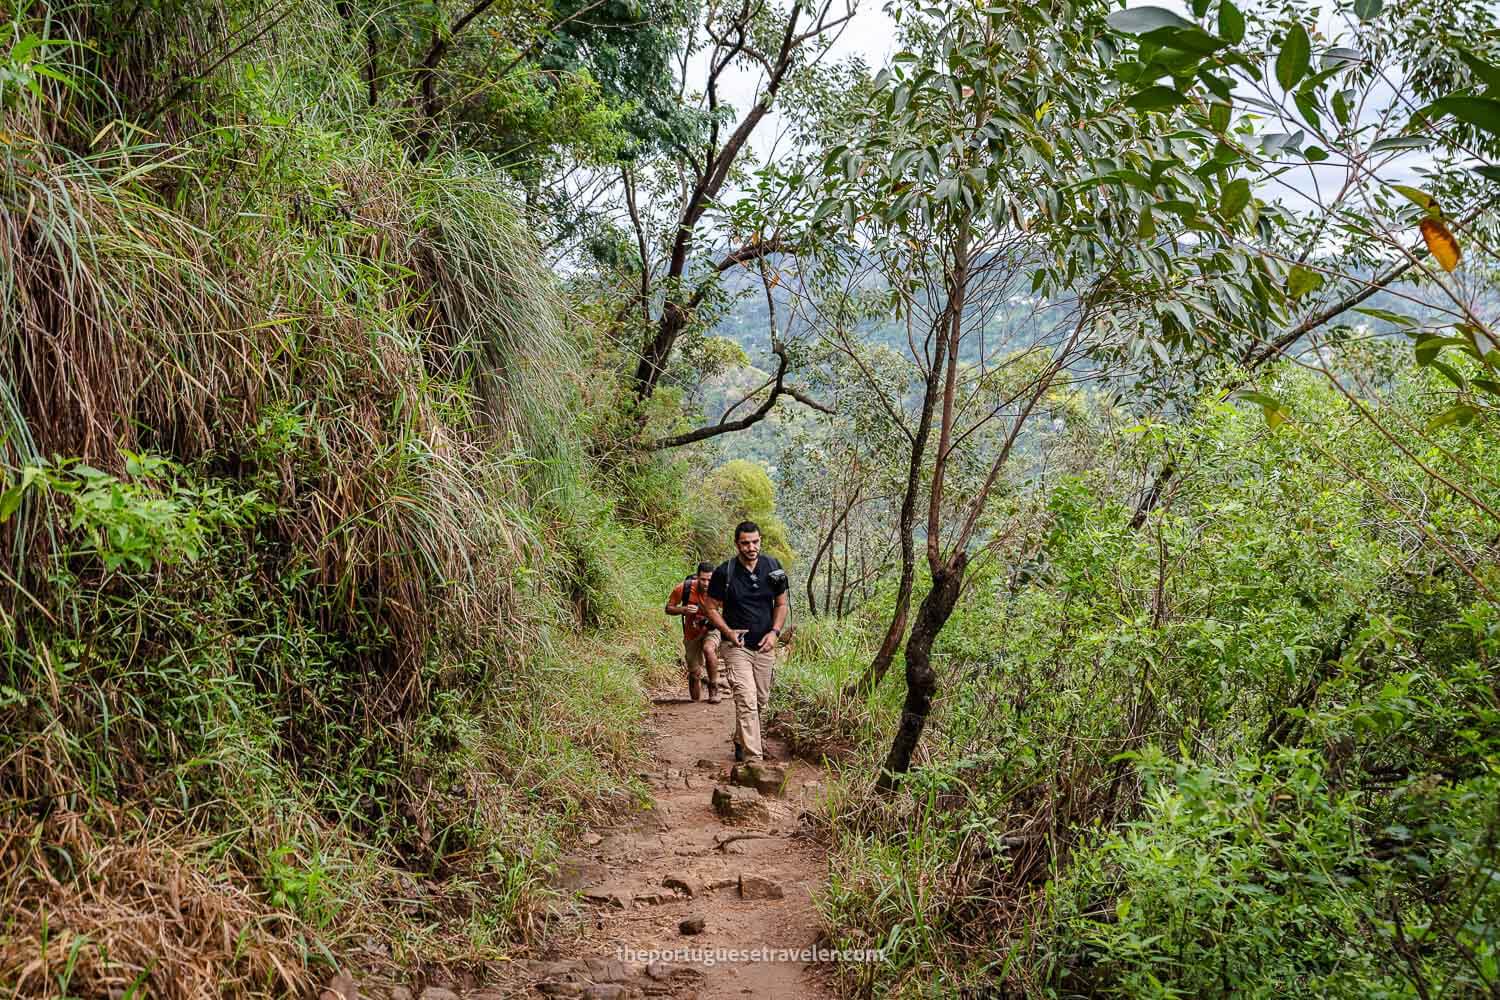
[734,520,760,540]
[696,561,714,574]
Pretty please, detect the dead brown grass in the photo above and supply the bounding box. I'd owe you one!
[0,808,313,999]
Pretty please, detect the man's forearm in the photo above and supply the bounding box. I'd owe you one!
[772,599,788,632]
[705,608,733,635]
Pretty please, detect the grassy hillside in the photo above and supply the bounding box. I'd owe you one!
[0,4,698,995]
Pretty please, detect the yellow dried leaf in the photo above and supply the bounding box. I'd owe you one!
[1420,218,1461,272]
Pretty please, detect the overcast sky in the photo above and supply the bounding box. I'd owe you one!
[704,2,899,167]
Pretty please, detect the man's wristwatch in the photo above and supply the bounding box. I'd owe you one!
[769,628,780,636]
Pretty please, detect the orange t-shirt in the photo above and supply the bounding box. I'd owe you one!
[670,578,714,641]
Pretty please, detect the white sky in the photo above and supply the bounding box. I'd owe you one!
[706,1,899,165]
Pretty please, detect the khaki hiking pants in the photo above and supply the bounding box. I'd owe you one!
[683,633,720,701]
[720,641,774,760]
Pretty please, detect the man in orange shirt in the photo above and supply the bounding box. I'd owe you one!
[666,562,722,703]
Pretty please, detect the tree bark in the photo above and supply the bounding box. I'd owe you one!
[876,555,966,792]
[806,509,828,617]
[843,248,966,699]
[836,514,851,617]
[338,2,379,106]
[841,307,951,699]
[364,18,380,106]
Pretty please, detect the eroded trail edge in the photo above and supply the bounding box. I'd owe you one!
[520,693,838,1000]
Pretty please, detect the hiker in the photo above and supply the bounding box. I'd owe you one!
[666,561,722,703]
[702,521,789,762]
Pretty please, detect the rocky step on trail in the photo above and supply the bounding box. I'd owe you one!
[521,693,837,1000]
[323,695,836,1000]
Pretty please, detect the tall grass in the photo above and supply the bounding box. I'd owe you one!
[0,3,693,996]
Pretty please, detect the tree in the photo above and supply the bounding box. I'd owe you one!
[701,458,795,562]
[1105,0,1500,528]
[620,0,857,417]
[810,0,1280,787]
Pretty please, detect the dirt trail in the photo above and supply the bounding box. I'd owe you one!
[517,685,838,1000]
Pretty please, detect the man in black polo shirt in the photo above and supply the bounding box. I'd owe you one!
[703,520,789,762]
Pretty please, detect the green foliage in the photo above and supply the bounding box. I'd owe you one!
[698,458,795,564]
[6,455,269,573]
[0,3,699,994]
[778,363,1500,998]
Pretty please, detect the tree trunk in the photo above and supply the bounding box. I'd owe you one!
[876,555,966,793]
[836,515,850,618]
[858,544,868,605]
[849,557,914,697]
[364,18,380,106]
[633,303,687,402]
[806,508,828,617]
[809,486,860,621]
[842,315,952,699]
[828,536,840,614]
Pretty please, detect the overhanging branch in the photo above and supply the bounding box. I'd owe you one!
[1130,205,1484,529]
[648,343,832,449]
[685,237,791,312]
[785,386,835,414]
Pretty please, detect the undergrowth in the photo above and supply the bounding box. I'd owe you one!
[0,2,692,995]
[778,369,1500,999]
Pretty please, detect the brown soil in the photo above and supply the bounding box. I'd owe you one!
[515,686,839,1000]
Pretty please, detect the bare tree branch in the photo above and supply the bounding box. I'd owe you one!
[634,0,848,400]
[785,386,835,414]
[648,343,831,449]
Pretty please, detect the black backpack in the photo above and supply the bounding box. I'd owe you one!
[683,575,710,630]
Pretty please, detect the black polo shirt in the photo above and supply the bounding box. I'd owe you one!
[708,555,788,651]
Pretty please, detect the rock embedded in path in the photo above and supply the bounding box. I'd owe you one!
[647,960,691,982]
[738,874,785,900]
[581,957,630,981]
[662,875,694,897]
[729,761,787,797]
[580,885,631,909]
[711,784,769,825]
[582,986,627,1000]
[679,916,706,935]
[554,859,610,891]
[418,989,459,1000]
[535,985,584,998]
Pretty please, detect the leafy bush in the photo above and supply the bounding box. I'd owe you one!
[778,368,1500,998]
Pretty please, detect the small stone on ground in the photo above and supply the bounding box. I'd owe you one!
[738,873,785,900]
